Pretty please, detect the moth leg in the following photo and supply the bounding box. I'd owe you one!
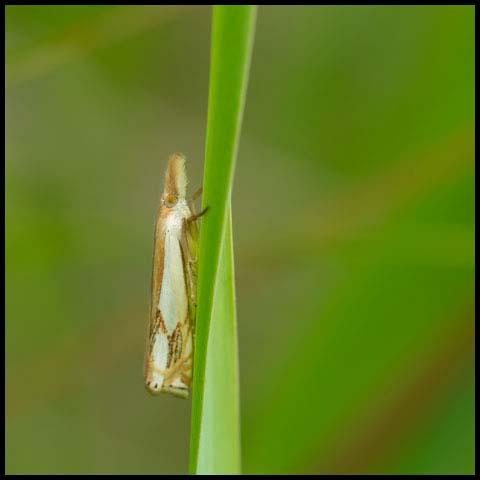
[188,186,204,214]
[187,206,209,223]
[190,186,203,203]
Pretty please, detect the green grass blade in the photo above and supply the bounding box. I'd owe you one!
[196,212,240,473]
[189,5,257,475]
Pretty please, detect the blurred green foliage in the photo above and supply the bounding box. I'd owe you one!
[5,5,474,475]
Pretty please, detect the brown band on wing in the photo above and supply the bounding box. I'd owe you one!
[157,311,168,335]
[149,209,166,325]
[164,358,192,388]
[146,312,168,359]
[175,330,183,361]
[167,324,183,368]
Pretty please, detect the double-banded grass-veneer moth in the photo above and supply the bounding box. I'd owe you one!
[144,153,206,398]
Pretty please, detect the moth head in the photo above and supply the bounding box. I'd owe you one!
[163,152,187,203]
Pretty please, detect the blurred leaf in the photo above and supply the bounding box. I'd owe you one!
[5,5,198,88]
[378,369,475,475]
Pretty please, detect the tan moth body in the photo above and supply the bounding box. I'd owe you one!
[144,153,201,398]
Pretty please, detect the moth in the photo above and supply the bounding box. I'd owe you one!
[144,153,206,398]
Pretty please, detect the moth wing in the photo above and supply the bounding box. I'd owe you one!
[145,221,191,395]
[159,230,188,335]
[149,211,165,335]
[180,217,199,325]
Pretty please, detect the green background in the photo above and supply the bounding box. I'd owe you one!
[5,5,475,475]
